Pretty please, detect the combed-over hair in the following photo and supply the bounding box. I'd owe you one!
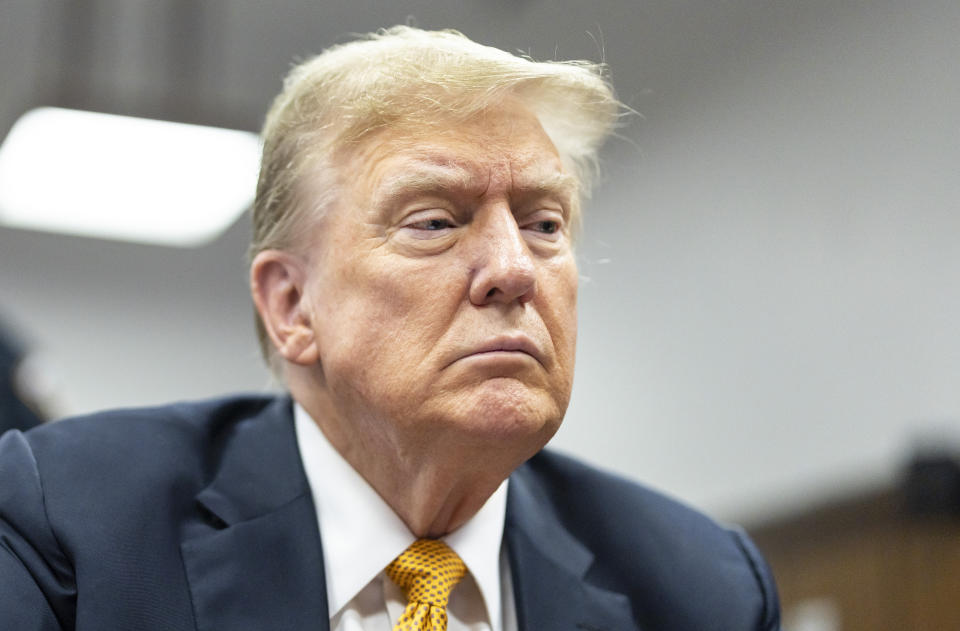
[250,25,620,367]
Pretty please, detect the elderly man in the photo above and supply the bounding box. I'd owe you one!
[0,27,780,631]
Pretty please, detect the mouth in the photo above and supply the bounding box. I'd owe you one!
[456,335,545,367]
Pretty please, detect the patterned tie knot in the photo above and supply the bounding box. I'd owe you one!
[385,538,466,609]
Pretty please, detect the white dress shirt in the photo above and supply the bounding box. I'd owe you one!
[294,404,518,631]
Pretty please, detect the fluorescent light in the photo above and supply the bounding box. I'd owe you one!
[0,107,260,247]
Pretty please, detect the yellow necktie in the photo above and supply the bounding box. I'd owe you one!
[385,538,467,631]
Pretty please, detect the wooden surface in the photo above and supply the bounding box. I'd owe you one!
[748,489,960,631]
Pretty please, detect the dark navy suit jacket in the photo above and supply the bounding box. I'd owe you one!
[0,395,781,630]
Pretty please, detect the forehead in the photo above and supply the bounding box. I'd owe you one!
[342,104,576,204]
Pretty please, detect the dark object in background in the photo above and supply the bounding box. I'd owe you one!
[0,326,44,433]
[903,450,960,517]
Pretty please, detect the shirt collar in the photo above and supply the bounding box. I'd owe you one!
[293,403,507,626]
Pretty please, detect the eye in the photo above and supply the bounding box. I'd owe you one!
[409,218,455,231]
[530,220,560,234]
[398,212,459,241]
[521,213,565,242]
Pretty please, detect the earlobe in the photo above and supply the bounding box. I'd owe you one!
[250,250,320,366]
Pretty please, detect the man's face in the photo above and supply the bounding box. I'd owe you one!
[300,102,578,457]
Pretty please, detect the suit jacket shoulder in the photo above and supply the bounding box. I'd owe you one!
[0,394,327,631]
[2,394,779,631]
[507,450,781,631]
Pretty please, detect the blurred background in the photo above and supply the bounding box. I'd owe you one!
[1,1,958,628]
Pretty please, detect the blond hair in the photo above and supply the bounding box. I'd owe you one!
[251,25,620,365]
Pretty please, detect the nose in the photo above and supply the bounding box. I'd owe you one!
[468,204,537,306]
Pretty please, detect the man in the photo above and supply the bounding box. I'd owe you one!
[0,27,781,630]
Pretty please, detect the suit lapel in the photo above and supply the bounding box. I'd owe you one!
[180,396,329,631]
[506,464,639,631]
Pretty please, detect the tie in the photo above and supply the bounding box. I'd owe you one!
[385,538,467,631]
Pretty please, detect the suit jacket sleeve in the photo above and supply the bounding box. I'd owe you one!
[0,429,74,630]
[730,527,781,630]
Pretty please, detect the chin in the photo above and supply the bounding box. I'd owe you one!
[452,378,567,446]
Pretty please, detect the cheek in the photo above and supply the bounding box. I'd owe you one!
[364,261,462,334]
[552,262,580,380]
[316,257,462,369]
[547,258,579,335]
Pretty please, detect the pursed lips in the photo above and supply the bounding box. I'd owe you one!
[453,335,545,367]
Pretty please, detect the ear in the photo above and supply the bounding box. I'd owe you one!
[250,250,319,365]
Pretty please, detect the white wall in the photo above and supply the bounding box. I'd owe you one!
[556,0,960,521]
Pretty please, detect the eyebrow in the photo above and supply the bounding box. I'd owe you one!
[518,171,579,203]
[374,164,478,205]
[372,162,579,208]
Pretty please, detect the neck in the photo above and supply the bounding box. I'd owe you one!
[289,374,527,537]
[388,467,506,537]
